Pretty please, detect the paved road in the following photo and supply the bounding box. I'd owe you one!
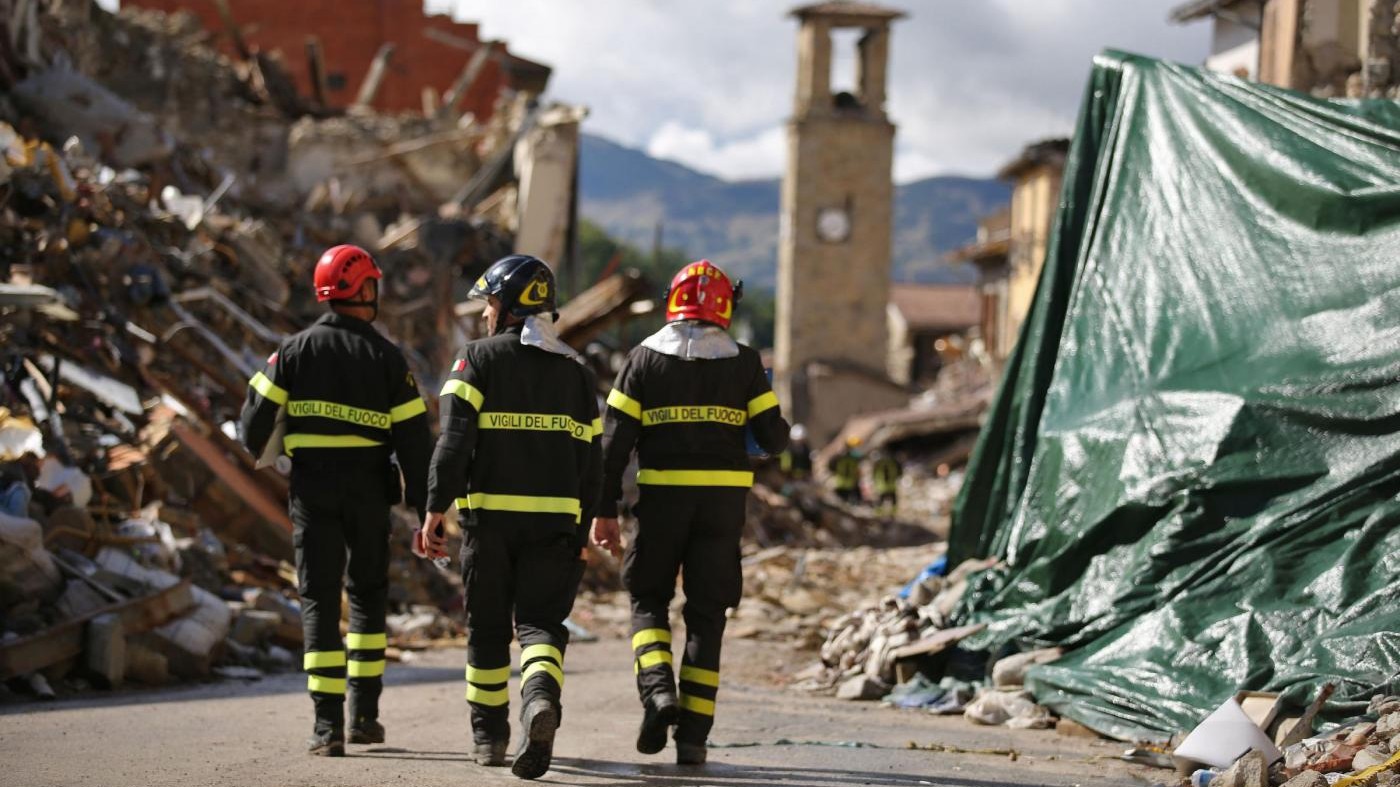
[0,638,1157,787]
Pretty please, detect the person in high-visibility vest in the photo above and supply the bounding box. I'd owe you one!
[828,436,862,503]
[779,423,813,480]
[591,261,790,766]
[417,255,601,780]
[240,244,431,756]
[872,450,902,516]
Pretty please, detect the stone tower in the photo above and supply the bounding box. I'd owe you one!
[776,2,906,440]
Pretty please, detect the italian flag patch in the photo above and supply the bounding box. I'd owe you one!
[452,358,467,373]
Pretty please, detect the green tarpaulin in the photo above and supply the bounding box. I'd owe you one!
[948,51,1400,742]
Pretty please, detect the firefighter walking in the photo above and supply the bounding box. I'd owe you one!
[240,244,431,756]
[829,436,863,503]
[416,255,600,780]
[872,450,902,516]
[591,261,789,766]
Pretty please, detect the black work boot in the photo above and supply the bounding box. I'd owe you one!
[473,740,508,767]
[307,726,345,757]
[636,693,678,755]
[675,740,707,766]
[510,698,559,780]
[348,717,385,745]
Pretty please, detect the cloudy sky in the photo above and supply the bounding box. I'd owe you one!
[432,1,1210,183]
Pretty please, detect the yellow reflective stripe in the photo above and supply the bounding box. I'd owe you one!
[679,693,715,716]
[466,665,511,684]
[636,469,754,487]
[346,632,387,650]
[287,399,391,430]
[747,391,780,418]
[591,417,603,437]
[636,650,673,671]
[478,411,592,442]
[283,434,384,454]
[390,397,427,422]
[606,388,642,420]
[679,665,720,688]
[441,379,484,410]
[466,685,509,706]
[521,644,562,666]
[347,660,386,678]
[632,628,672,650]
[522,660,564,687]
[303,651,346,670]
[641,405,747,427]
[455,493,582,522]
[249,371,288,405]
[308,675,347,694]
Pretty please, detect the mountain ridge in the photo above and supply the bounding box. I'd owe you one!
[577,133,1010,289]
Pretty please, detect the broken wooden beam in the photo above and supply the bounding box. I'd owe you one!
[438,40,497,121]
[353,43,395,110]
[0,580,195,680]
[305,36,328,108]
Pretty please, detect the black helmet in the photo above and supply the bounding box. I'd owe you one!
[469,254,557,323]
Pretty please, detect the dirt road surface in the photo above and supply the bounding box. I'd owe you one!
[1,638,1157,787]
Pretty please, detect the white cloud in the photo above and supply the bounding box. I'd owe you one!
[646,123,786,181]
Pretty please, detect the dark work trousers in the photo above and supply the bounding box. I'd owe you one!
[460,523,585,745]
[623,485,746,745]
[291,463,391,734]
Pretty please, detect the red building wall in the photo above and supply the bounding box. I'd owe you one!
[123,0,508,119]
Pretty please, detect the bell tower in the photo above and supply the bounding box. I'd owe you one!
[776,2,905,438]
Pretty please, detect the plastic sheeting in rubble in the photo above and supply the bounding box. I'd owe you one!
[947,51,1400,742]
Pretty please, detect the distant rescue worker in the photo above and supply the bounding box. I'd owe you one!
[829,436,862,503]
[779,423,813,480]
[591,260,790,766]
[240,244,431,756]
[872,450,902,515]
[416,255,600,780]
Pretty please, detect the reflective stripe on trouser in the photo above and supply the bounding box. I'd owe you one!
[347,630,387,724]
[460,525,584,744]
[623,485,745,744]
[631,626,675,690]
[292,465,392,730]
[679,662,720,720]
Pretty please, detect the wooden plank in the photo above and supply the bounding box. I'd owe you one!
[353,43,395,110]
[170,421,293,550]
[0,581,195,680]
[437,40,496,121]
[888,623,987,661]
[304,36,328,108]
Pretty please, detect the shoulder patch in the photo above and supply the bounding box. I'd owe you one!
[405,371,416,388]
[452,358,468,373]
[267,351,278,365]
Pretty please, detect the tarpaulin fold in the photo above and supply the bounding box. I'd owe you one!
[948,50,1400,742]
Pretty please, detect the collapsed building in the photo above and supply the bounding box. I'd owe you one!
[0,0,594,694]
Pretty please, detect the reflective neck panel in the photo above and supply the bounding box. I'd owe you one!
[641,321,738,360]
[521,315,578,359]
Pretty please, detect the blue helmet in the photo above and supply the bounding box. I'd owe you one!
[469,254,557,321]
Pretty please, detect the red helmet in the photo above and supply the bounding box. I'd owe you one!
[313,244,382,302]
[665,260,742,329]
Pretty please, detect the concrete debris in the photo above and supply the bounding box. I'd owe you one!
[1212,750,1269,787]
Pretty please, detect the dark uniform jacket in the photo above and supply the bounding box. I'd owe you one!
[239,312,432,513]
[426,327,602,547]
[599,342,790,517]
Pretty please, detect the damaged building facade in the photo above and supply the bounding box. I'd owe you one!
[1171,0,1400,97]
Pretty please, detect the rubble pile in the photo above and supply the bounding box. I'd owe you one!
[0,0,554,698]
[789,554,997,697]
